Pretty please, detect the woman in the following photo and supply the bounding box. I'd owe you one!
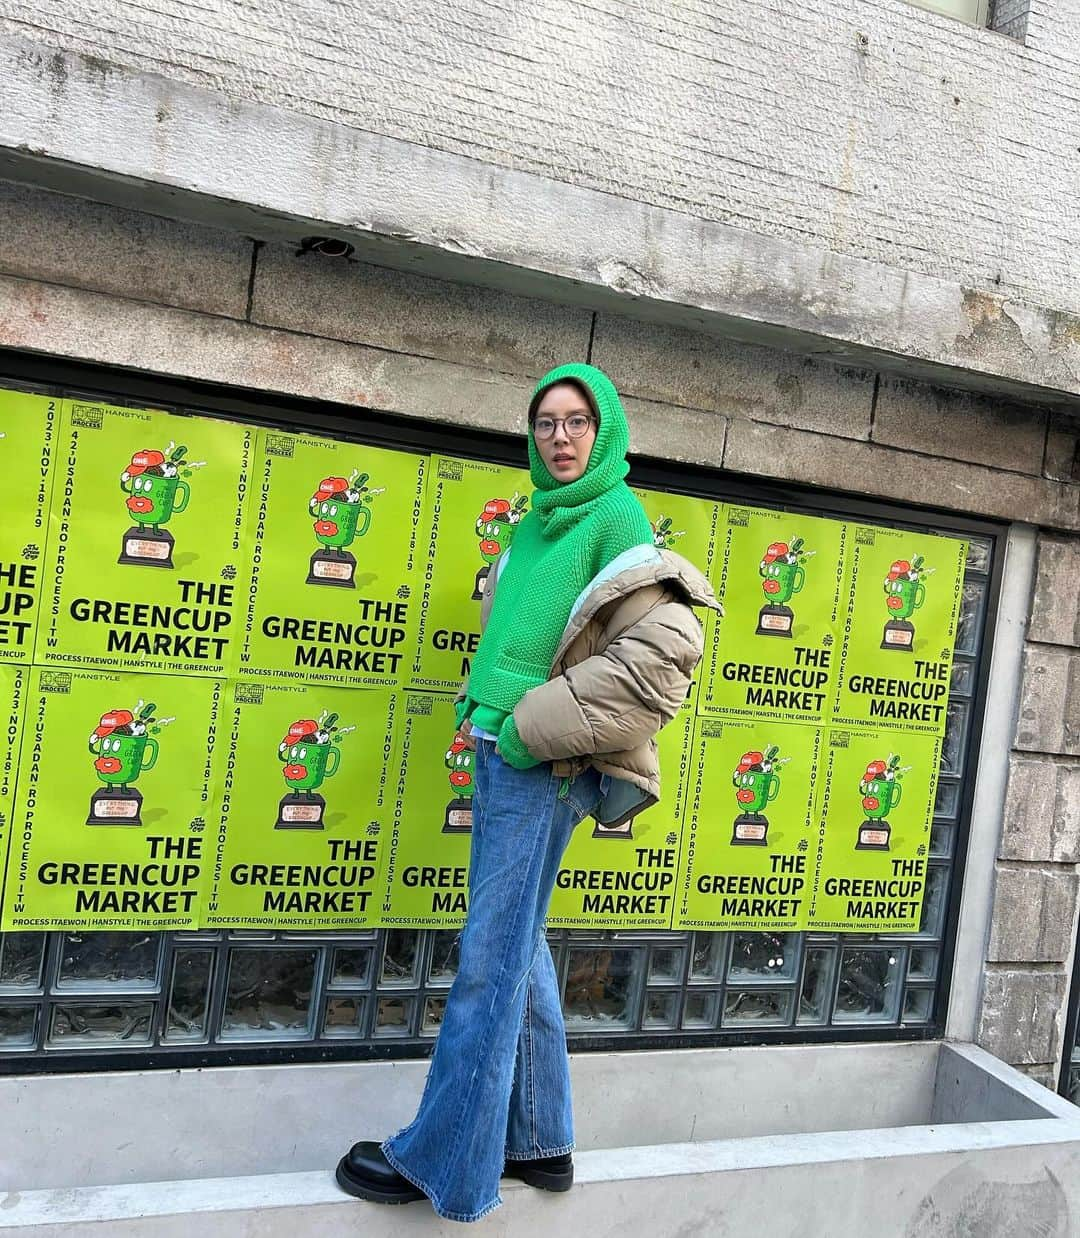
[336,362,720,1222]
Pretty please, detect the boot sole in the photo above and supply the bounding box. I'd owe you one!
[335,1156,426,1204]
[503,1164,574,1192]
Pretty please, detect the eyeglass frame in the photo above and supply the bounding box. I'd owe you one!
[530,413,598,441]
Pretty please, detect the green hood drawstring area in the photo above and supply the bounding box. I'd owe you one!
[457,364,654,768]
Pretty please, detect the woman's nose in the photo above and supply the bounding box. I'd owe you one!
[552,422,570,444]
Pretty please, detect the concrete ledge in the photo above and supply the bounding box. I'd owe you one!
[3,34,1080,408]
[5,1120,1080,1236]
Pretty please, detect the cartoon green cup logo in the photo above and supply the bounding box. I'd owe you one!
[306,470,385,588]
[756,538,815,637]
[731,745,789,845]
[275,711,355,829]
[651,516,686,552]
[86,701,174,825]
[472,494,528,600]
[118,443,206,568]
[881,555,934,651]
[856,754,909,850]
[443,733,475,833]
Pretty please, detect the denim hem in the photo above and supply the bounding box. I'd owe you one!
[382,1139,503,1224]
[504,1140,575,1160]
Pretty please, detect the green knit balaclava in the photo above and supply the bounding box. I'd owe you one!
[459,363,654,767]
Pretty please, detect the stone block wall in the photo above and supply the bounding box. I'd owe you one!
[1,177,1080,1075]
[978,532,1080,1079]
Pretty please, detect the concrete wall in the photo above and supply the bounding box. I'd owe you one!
[1,177,1079,1076]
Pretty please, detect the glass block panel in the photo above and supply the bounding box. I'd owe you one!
[324,997,367,1038]
[374,996,415,1038]
[0,1005,37,1047]
[219,949,317,1040]
[563,947,640,1030]
[0,933,46,989]
[428,932,460,986]
[798,947,835,1025]
[934,781,960,819]
[682,990,720,1030]
[380,931,420,987]
[941,702,969,777]
[949,660,974,697]
[164,948,212,1044]
[48,1002,154,1046]
[422,996,447,1036]
[690,933,726,981]
[965,539,991,573]
[643,990,678,1030]
[649,947,685,985]
[902,988,934,1024]
[833,948,903,1024]
[729,932,798,981]
[722,989,794,1028]
[908,948,938,981]
[330,947,372,989]
[57,933,160,990]
[930,823,953,859]
[918,865,949,937]
[954,581,984,655]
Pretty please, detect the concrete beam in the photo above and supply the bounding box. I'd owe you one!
[3,34,1080,411]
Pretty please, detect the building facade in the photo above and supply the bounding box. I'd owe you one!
[0,0,1079,1224]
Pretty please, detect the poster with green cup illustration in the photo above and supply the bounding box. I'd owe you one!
[237,429,427,689]
[408,456,532,694]
[701,506,848,725]
[831,525,967,735]
[674,716,821,932]
[547,699,695,931]
[807,727,941,933]
[0,665,29,915]
[631,487,722,710]
[204,681,397,929]
[1,667,222,931]
[36,400,253,678]
[0,388,61,663]
[381,693,474,927]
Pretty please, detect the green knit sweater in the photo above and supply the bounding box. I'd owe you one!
[458,363,653,768]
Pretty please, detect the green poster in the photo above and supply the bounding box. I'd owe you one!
[205,681,396,929]
[832,525,967,735]
[237,429,427,689]
[2,667,221,931]
[547,700,695,930]
[0,665,29,917]
[807,727,941,932]
[631,487,721,709]
[675,717,820,932]
[0,389,60,664]
[382,693,473,927]
[409,455,531,693]
[37,400,253,678]
[701,507,848,725]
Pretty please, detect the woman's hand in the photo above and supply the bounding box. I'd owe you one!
[458,718,477,750]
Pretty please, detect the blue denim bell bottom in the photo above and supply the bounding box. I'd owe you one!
[382,739,606,1222]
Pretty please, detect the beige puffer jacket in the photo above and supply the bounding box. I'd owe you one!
[464,542,722,827]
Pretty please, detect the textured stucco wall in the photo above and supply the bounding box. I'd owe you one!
[0,0,1077,320]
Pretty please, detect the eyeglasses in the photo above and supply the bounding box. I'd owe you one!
[532,414,595,440]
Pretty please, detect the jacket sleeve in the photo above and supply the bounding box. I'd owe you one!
[513,594,704,761]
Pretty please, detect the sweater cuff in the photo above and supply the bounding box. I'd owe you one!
[497,715,541,770]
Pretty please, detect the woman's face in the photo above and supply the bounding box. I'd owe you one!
[532,383,597,483]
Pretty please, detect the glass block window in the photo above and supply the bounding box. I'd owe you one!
[0,376,998,1070]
